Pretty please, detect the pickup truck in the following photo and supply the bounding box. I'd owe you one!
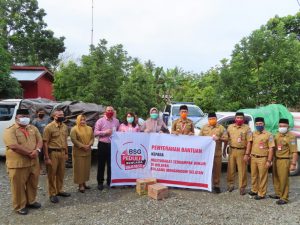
[0,99,100,158]
[194,112,300,176]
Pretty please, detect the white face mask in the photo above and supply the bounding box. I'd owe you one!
[278,127,288,134]
[18,117,30,126]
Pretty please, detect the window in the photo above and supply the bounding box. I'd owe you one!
[172,106,203,117]
[0,104,16,121]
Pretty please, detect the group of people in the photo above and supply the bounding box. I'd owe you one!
[2,104,298,215]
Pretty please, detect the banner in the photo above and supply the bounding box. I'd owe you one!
[111,132,216,191]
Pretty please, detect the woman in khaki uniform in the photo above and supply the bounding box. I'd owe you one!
[70,115,94,193]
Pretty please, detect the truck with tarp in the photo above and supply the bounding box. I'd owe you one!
[0,98,105,157]
[239,104,300,175]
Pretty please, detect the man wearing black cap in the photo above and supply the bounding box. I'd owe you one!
[200,112,228,193]
[3,109,43,215]
[269,118,298,205]
[171,105,194,135]
[244,117,275,200]
[226,112,252,195]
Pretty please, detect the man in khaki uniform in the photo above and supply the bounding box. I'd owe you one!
[171,105,194,135]
[244,117,274,200]
[225,112,252,195]
[3,109,43,215]
[200,112,228,193]
[43,109,70,203]
[269,118,298,205]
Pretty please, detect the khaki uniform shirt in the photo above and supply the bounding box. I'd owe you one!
[251,130,275,156]
[3,123,42,168]
[43,121,68,150]
[171,118,194,135]
[274,132,297,158]
[227,124,253,149]
[200,124,228,155]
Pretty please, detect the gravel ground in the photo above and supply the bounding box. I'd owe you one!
[0,156,300,225]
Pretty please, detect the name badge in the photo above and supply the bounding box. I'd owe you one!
[259,141,264,149]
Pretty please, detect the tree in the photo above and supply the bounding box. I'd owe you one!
[0,38,22,98]
[215,13,300,111]
[0,0,65,68]
[117,63,158,118]
[54,39,131,107]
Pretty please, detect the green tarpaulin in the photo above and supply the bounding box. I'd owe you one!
[238,104,294,135]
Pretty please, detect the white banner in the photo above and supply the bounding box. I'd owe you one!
[111,132,216,191]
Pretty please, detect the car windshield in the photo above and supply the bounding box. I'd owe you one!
[172,106,204,117]
[0,104,16,121]
[194,114,225,129]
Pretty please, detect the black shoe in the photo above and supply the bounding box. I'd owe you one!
[57,192,71,197]
[227,186,234,192]
[16,208,28,215]
[213,187,221,194]
[50,196,59,203]
[269,194,280,199]
[276,199,287,205]
[26,202,41,209]
[248,191,258,196]
[254,195,265,200]
[97,184,104,191]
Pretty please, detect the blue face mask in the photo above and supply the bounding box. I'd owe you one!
[127,117,134,123]
[256,125,264,132]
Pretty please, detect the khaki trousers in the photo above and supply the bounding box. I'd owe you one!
[227,148,247,189]
[250,157,268,197]
[47,151,65,196]
[272,159,290,202]
[8,163,39,211]
[213,155,222,188]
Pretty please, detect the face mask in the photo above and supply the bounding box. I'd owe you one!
[256,125,264,132]
[19,117,30,126]
[56,117,65,123]
[38,114,45,119]
[208,118,217,126]
[106,112,114,118]
[181,112,187,120]
[150,113,158,119]
[235,119,244,126]
[278,127,288,134]
[127,117,134,123]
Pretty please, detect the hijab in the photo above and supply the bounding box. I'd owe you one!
[75,115,92,144]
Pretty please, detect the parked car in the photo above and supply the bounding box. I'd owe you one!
[194,112,300,176]
[162,102,204,131]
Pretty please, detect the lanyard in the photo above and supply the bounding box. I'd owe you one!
[19,127,29,138]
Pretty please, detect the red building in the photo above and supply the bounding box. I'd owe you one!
[11,66,55,100]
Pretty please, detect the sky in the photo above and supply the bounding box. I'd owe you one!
[38,0,299,73]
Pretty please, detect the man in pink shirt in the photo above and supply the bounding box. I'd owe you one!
[94,106,120,190]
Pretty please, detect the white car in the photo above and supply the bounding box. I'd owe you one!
[194,112,300,176]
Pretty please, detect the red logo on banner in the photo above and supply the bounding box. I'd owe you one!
[116,142,148,170]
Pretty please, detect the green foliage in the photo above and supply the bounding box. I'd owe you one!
[54,13,300,115]
[0,37,22,98]
[0,0,65,68]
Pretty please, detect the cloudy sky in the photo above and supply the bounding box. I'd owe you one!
[38,0,299,73]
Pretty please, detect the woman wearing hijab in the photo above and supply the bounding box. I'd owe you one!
[118,112,140,132]
[70,115,94,193]
[141,107,169,133]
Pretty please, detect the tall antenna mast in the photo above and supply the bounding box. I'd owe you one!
[91,0,94,46]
